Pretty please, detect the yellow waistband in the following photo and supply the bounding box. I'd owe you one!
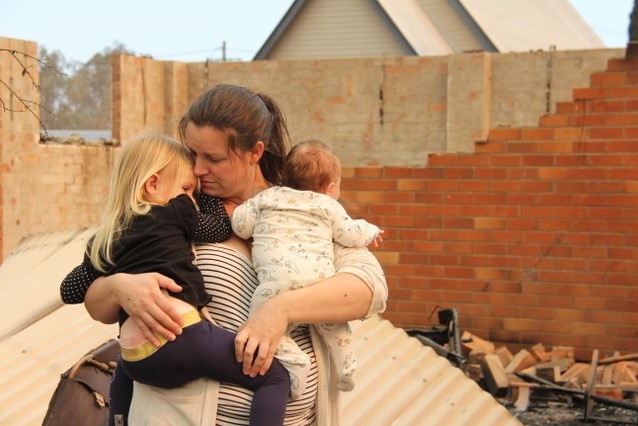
[120,309,202,362]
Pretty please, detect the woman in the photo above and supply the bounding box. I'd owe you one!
[77,84,388,424]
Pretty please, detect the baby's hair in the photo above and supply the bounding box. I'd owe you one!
[281,138,341,193]
[90,129,194,271]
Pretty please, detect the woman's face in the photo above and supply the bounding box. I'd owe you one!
[184,122,254,201]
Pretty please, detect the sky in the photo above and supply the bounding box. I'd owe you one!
[0,0,634,64]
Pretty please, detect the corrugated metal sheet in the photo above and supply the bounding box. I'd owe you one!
[345,316,521,425]
[0,305,118,425]
[0,229,118,426]
[0,231,521,425]
[0,228,95,340]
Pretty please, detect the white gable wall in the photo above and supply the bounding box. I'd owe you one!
[416,0,490,53]
[267,0,412,59]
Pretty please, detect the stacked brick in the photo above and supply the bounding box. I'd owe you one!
[345,52,638,360]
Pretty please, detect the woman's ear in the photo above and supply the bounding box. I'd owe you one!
[144,174,160,195]
[249,141,265,164]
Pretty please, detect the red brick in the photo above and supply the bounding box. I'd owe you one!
[605,112,638,125]
[428,153,462,166]
[444,167,474,179]
[396,179,428,191]
[590,71,628,86]
[475,168,507,179]
[556,101,585,113]
[553,127,585,140]
[573,87,607,100]
[607,140,638,152]
[521,128,553,140]
[488,127,521,140]
[384,167,416,178]
[354,167,383,178]
[608,86,638,98]
[491,155,524,166]
[538,113,572,127]
[607,57,638,71]
[507,142,540,153]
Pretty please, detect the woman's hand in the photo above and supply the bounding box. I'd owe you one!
[85,272,185,346]
[234,269,377,377]
[234,296,289,377]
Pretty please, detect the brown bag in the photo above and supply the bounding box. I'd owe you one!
[43,339,119,426]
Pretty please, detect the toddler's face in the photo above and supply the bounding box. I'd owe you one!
[156,170,198,204]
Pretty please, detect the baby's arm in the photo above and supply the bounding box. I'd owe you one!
[332,202,382,248]
[194,193,232,243]
[230,197,258,240]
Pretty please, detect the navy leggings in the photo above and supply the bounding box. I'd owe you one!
[109,320,290,426]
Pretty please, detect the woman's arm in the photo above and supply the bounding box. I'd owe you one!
[84,272,185,346]
[235,245,387,376]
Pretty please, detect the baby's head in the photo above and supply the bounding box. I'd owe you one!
[282,138,341,198]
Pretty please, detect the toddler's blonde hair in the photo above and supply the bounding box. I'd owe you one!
[90,130,194,271]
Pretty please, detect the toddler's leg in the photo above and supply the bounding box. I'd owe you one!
[109,359,133,426]
[314,322,357,391]
[122,321,289,426]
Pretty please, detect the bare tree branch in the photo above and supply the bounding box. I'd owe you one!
[0,48,68,136]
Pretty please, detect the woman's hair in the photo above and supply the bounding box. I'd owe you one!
[178,83,290,185]
[282,138,341,193]
[90,130,194,271]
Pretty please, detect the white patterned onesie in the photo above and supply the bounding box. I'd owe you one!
[232,186,380,398]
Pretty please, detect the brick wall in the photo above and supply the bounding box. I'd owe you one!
[347,53,638,360]
[0,37,116,259]
[113,49,621,165]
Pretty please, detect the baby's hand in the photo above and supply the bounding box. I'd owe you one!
[369,230,384,248]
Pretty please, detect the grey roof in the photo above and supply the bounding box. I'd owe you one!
[460,0,604,52]
[377,0,453,56]
[0,230,522,425]
[254,0,604,60]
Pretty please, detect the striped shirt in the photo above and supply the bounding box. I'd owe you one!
[197,243,317,425]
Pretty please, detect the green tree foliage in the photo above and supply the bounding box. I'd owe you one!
[38,46,70,128]
[39,42,135,130]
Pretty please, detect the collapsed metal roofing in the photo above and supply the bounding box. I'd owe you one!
[0,230,521,425]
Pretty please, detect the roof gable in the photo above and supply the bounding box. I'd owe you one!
[255,0,418,59]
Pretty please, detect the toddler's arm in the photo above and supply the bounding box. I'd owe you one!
[194,193,232,243]
[60,250,102,304]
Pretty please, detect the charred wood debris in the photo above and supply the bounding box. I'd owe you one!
[406,308,638,424]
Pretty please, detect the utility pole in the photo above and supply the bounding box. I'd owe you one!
[222,41,226,62]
